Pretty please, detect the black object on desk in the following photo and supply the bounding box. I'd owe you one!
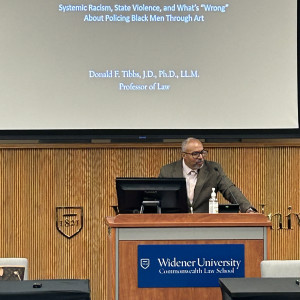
[0,279,90,300]
[218,204,239,213]
[219,277,300,300]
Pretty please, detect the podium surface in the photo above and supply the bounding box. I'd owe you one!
[219,277,300,300]
[106,213,271,300]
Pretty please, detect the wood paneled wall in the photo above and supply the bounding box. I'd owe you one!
[0,142,299,300]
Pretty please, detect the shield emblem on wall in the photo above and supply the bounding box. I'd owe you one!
[56,207,83,239]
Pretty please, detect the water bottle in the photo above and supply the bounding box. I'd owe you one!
[209,188,218,214]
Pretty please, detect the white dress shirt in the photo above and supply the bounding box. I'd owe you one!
[182,160,198,204]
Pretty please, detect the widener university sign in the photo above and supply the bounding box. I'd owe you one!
[138,244,245,288]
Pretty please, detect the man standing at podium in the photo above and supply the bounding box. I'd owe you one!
[159,137,256,213]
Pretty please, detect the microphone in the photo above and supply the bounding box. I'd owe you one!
[213,167,239,205]
[190,205,193,214]
[14,271,22,281]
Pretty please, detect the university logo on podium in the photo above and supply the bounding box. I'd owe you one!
[56,206,83,239]
[140,258,150,270]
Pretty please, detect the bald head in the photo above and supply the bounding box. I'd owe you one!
[181,138,205,170]
[181,137,203,152]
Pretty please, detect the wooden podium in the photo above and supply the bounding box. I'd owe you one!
[106,214,271,300]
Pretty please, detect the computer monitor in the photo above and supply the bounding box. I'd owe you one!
[0,258,28,281]
[0,266,25,281]
[116,177,189,214]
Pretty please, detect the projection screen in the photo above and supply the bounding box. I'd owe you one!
[0,0,298,139]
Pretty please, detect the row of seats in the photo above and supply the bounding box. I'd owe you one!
[0,258,299,280]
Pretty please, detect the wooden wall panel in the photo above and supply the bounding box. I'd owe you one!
[0,143,299,300]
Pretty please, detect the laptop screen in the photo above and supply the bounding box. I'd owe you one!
[0,266,25,281]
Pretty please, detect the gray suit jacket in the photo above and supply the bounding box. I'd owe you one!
[158,159,253,213]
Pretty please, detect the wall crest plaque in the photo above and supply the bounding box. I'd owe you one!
[56,206,83,239]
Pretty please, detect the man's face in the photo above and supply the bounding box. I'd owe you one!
[182,140,205,170]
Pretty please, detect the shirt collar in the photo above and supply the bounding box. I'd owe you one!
[182,159,195,175]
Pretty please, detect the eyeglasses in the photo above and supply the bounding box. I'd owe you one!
[183,150,208,158]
